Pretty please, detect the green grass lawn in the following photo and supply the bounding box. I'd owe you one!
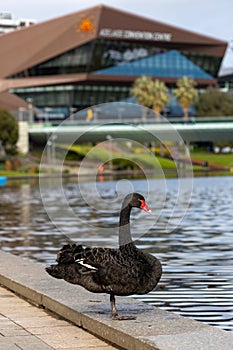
[2,148,232,178]
[0,170,38,177]
[191,152,233,167]
[69,144,177,170]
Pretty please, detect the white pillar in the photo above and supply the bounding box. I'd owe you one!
[17,121,29,154]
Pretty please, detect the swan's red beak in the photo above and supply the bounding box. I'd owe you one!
[139,199,152,214]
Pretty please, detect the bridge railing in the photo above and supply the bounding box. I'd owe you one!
[28,115,233,128]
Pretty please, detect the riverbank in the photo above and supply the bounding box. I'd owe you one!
[1,150,233,179]
[0,169,232,184]
[0,250,233,350]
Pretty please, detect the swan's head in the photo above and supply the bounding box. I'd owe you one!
[124,192,152,214]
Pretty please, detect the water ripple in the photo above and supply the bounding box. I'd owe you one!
[0,176,232,331]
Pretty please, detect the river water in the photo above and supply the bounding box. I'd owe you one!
[0,175,233,331]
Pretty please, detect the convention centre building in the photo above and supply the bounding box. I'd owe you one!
[0,5,227,119]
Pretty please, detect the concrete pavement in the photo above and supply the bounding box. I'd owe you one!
[0,250,233,350]
[0,285,118,350]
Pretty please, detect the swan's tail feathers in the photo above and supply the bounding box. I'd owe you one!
[56,243,91,264]
[45,263,103,293]
[45,263,83,284]
[45,265,65,279]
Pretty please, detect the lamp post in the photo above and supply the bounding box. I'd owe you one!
[69,107,77,123]
[44,107,51,124]
[47,134,57,165]
[26,98,33,124]
[106,134,113,172]
[46,138,52,165]
[94,106,100,121]
[51,134,57,165]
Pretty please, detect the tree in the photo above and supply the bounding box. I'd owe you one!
[131,76,170,118]
[0,109,18,155]
[195,87,233,116]
[151,80,170,118]
[131,76,154,118]
[173,76,198,120]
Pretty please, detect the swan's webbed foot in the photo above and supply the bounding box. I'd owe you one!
[112,314,136,320]
[110,294,136,321]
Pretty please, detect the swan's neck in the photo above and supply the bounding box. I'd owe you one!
[119,205,132,247]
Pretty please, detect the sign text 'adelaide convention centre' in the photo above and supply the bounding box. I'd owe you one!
[99,28,172,41]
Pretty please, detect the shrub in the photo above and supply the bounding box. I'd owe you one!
[0,109,18,155]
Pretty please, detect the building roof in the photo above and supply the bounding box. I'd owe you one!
[0,92,29,110]
[0,5,227,80]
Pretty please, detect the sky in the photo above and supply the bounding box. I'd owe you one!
[2,0,233,68]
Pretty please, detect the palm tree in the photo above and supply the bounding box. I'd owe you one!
[173,76,198,120]
[151,80,170,119]
[131,77,170,119]
[131,76,154,119]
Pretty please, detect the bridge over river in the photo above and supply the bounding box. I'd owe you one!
[29,116,233,145]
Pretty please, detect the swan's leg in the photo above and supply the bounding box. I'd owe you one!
[110,294,118,318]
[110,294,136,320]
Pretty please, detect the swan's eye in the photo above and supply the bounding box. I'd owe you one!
[138,199,152,214]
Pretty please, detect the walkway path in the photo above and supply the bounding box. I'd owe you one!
[0,285,117,350]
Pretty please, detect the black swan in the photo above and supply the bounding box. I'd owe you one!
[45,192,162,320]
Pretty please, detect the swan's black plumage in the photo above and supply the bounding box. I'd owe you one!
[45,193,162,319]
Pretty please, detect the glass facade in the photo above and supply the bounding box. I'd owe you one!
[90,39,164,71]
[11,84,130,112]
[10,38,222,117]
[10,39,221,78]
[183,51,222,77]
[95,50,213,80]
[10,39,163,78]
[11,42,94,77]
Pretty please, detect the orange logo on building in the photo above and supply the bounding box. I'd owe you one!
[76,15,95,34]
